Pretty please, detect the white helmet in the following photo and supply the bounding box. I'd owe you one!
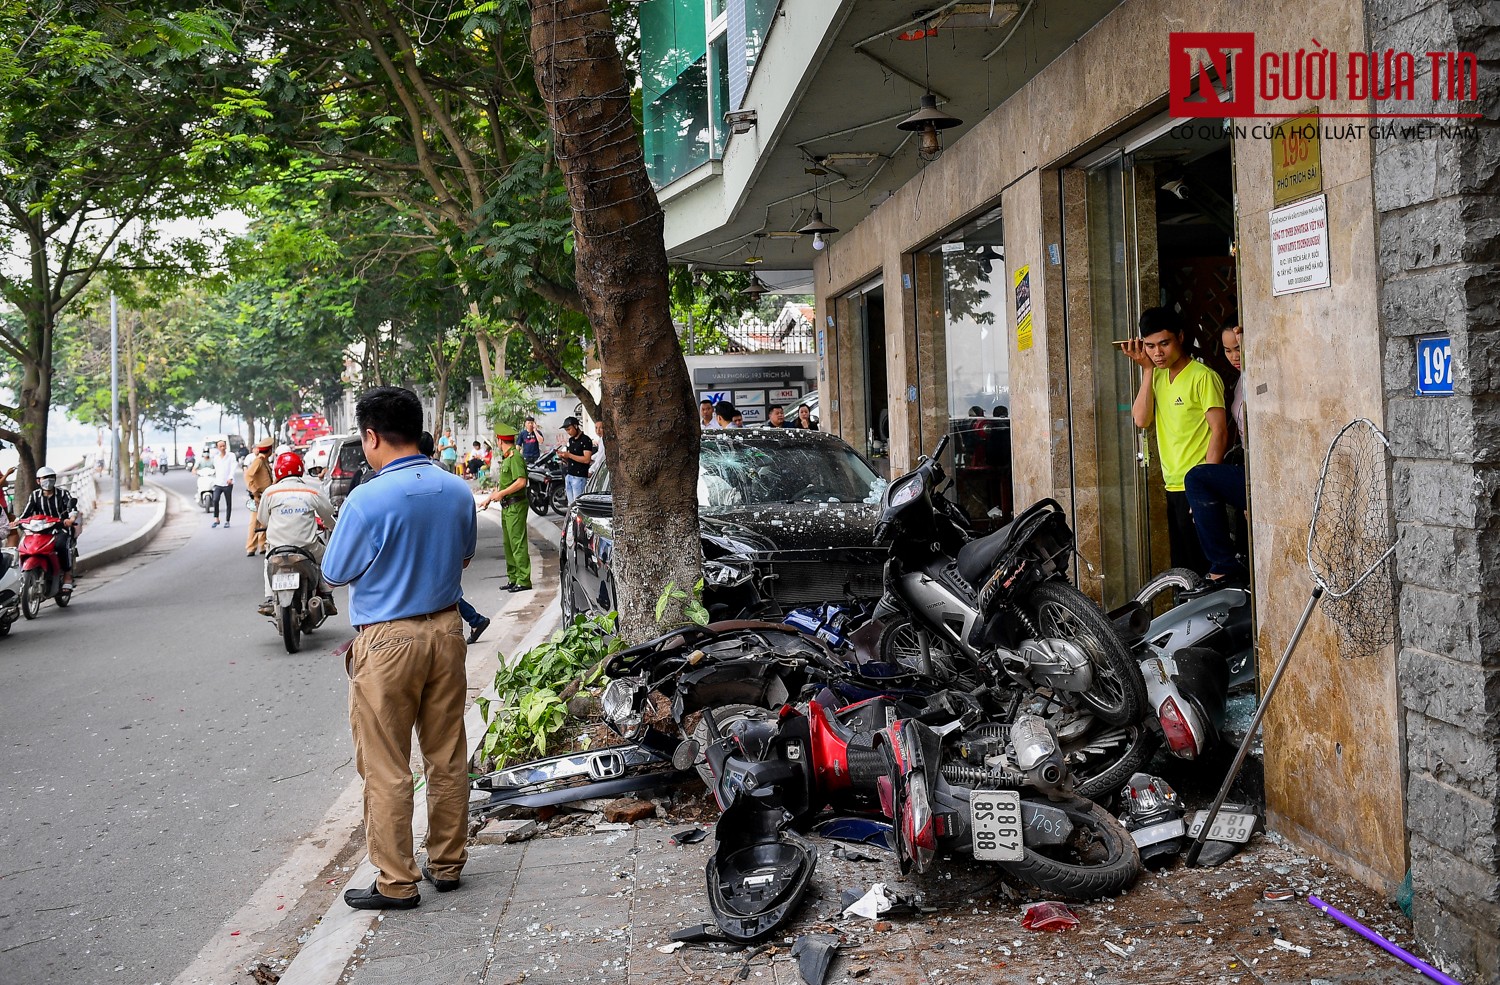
[36,466,57,490]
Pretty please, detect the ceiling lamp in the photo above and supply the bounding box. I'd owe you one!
[899,93,962,158]
[798,210,838,251]
[899,24,963,159]
[743,276,768,300]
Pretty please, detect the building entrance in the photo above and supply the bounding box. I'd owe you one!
[1063,118,1244,610]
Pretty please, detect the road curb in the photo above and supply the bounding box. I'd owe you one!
[74,483,170,574]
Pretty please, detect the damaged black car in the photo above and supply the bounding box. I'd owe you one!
[560,429,888,621]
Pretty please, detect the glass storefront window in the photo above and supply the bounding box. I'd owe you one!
[934,216,1012,529]
[641,0,710,187]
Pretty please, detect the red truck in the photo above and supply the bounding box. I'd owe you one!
[285,413,331,447]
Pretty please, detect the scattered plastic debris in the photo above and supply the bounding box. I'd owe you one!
[1102,940,1130,958]
[1263,887,1296,902]
[790,933,841,985]
[1273,937,1312,957]
[655,941,685,953]
[670,828,708,846]
[1020,902,1079,932]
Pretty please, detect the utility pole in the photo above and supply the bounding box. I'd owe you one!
[110,293,122,521]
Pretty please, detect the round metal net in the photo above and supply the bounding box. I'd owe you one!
[1305,419,1398,657]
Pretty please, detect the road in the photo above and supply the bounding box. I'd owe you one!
[0,471,512,985]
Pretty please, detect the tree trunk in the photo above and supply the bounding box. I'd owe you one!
[124,316,140,492]
[528,0,700,641]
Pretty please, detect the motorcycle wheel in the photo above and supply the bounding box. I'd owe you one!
[1021,582,1147,727]
[1134,567,1204,613]
[549,483,568,514]
[876,617,984,689]
[1001,796,1143,899]
[690,704,775,788]
[55,586,70,608]
[280,605,302,653]
[1066,724,1160,803]
[20,570,43,620]
[199,491,211,511]
[0,617,11,637]
[529,485,549,517]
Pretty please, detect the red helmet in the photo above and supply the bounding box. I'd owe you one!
[274,451,305,480]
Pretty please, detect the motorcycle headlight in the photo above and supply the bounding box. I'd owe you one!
[601,676,645,731]
[703,556,755,588]
[886,474,923,509]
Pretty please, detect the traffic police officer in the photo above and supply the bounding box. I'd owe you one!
[481,423,531,591]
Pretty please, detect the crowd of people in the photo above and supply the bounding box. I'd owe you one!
[698,398,817,431]
[1118,307,1248,589]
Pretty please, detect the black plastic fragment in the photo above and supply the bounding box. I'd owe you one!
[790,934,841,985]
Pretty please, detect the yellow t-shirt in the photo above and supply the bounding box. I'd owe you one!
[1151,359,1225,492]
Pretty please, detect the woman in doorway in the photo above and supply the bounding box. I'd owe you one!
[1184,325,1248,587]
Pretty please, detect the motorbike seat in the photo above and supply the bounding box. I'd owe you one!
[954,521,1016,584]
[267,544,317,562]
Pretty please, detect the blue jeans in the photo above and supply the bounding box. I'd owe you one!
[565,474,587,504]
[457,595,482,628]
[1183,463,1248,577]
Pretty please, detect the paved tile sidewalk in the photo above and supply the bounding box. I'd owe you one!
[339,818,1424,985]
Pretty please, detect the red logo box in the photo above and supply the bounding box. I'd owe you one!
[1169,32,1255,117]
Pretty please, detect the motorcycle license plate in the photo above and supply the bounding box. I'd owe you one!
[1187,809,1258,844]
[271,573,300,591]
[969,790,1024,861]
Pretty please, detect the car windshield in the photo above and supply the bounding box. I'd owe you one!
[698,438,884,509]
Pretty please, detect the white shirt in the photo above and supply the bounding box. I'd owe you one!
[257,477,335,553]
[212,450,237,485]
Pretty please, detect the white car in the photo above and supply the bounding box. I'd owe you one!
[305,433,349,477]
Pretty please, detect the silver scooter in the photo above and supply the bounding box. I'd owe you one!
[0,547,23,636]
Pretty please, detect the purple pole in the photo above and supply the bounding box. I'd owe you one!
[1306,894,1463,985]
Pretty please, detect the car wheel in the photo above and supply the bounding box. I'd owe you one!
[559,555,577,621]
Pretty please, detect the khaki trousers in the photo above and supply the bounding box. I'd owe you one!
[347,609,468,899]
[246,507,266,553]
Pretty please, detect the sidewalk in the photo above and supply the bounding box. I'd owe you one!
[330,814,1422,985]
[74,482,168,573]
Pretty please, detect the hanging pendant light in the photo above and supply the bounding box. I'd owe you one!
[798,170,839,251]
[899,94,962,157]
[898,26,962,159]
[743,276,768,300]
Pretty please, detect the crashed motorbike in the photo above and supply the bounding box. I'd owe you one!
[697,690,1142,941]
[526,450,568,517]
[871,436,1147,730]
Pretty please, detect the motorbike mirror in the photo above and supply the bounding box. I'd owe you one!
[672,738,701,771]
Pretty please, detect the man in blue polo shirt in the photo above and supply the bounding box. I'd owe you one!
[323,387,478,910]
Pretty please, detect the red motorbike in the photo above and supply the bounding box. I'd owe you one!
[18,515,75,618]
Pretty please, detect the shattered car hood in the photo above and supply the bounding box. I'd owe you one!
[699,503,882,556]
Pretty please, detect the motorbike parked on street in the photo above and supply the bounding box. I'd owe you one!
[0,547,23,635]
[18,515,75,617]
[870,436,1147,729]
[526,450,568,517]
[264,545,328,653]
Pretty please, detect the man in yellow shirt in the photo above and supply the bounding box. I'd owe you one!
[1121,307,1228,575]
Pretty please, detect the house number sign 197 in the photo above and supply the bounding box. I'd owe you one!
[1415,335,1453,396]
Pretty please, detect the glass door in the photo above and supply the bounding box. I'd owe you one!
[1080,155,1155,609]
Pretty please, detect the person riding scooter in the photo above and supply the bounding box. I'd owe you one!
[255,452,337,616]
[19,467,80,591]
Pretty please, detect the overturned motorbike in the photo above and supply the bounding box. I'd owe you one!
[696,689,1142,941]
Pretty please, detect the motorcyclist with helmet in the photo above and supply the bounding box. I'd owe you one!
[255,451,337,616]
[19,467,80,591]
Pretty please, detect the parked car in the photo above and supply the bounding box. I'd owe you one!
[305,433,348,477]
[559,428,887,621]
[322,434,369,511]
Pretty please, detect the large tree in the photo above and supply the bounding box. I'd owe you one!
[528,0,699,637]
[0,3,240,493]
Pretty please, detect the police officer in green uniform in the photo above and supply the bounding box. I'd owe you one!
[481,423,532,591]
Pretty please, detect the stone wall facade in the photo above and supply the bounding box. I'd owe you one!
[1369,0,1500,976]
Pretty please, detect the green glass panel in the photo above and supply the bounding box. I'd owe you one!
[743,0,778,75]
[711,34,730,158]
[640,0,707,102]
[644,57,710,186]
